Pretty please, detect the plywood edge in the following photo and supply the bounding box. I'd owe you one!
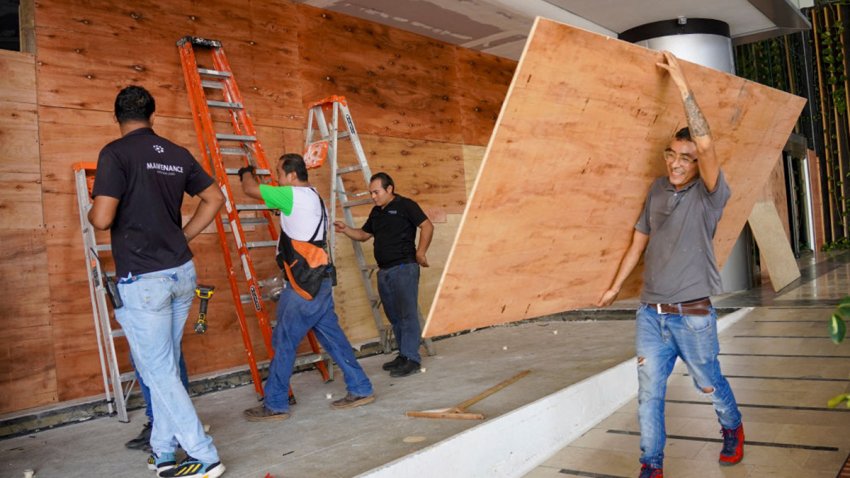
[422,17,544,338]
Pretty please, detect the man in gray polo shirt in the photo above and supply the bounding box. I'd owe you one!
[598,51,743,478]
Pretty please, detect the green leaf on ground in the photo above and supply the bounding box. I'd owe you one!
[829,313,846,344]
[827,393,850,409]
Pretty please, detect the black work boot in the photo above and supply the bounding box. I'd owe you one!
[389,358,421,377]
[382,354,405,371]
[125,421,152,451]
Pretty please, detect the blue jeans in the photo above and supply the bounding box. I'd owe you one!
[264,278,373,412]
[377,262,422,363]
[635,304,741,469]
[131,351,189,424]
[115,260,219,463]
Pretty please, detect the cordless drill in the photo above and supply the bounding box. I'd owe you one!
[194,284,215,334]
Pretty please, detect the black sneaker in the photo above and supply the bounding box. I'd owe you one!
[158,456,225,478]
[382,354,405,371]
[125,421,152,450]
[390,358,420,377]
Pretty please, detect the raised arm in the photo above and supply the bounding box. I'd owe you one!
[597,229,649,307]
[238,165,262,200]
[657,51,720,192]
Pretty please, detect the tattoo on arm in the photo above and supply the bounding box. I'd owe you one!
[683,93,710,137]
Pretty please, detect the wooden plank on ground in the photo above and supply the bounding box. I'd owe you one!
[423,18,807,337]
[748,201,801,291]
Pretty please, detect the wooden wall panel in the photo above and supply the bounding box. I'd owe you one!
[454,48,516,146]
[1,0,517,413]
[423,19,807,337]
[0,230,55,413]
[296,4,462,143]
[0,50,54,414]
[354,134,467,213]
[34,0,303,128]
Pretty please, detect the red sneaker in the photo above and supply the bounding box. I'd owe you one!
[639,464,663,478]
[719,423,745,465]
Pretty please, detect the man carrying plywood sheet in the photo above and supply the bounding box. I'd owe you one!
[598,52,744,478]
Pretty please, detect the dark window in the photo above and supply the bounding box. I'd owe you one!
[0,0,21,52]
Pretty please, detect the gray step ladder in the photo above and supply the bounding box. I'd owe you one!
[73,162,134,422]
[304,97,434,356]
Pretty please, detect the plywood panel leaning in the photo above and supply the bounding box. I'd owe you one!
[748,201,801,291]
[423,18,807,337]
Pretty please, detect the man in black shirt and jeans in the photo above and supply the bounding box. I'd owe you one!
[88,85,226,478]
[334,172,434,377]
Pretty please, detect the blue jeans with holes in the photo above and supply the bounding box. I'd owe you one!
[115,260,219,463]
[635,303,741,469]
[263,278,373,413]
[132,351,189,425]
[377,262,422,363]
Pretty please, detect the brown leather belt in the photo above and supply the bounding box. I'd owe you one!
[645,297,712,316]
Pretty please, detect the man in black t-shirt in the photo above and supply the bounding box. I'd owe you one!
[88,86,226,478]
[334,172,433,377]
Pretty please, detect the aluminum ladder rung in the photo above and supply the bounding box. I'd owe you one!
[236,204,273,211]
[197,67,231,78]
[118,371,136,382]
[201,80,223,89]
[337,165,362,175]
[246,240,277,249]
[220,147,248,156]
[239,217,269,226]
[337,132,350,140]
[95,244,112,252]
[216,133,256,142]
[225,168,270,175]
[208,100,243,109]
[294,353,328,368]
[342,198,374,208]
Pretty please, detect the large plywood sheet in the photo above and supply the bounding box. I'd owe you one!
[748,201,801,291]
[423,18,807,337]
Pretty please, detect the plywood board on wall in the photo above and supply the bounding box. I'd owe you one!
[423,18,807,337]
[296,4,462,143]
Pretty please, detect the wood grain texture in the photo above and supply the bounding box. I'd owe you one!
[0,50,37,104]
[296,4,462,143]
[355,133,466,214]
[0,230,56,413]
[34,0,303,128]
[748,202,801,292]
[423,19,807,337]
[454,48,516,146]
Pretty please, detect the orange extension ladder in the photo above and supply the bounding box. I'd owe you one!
[176,36,331,400]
